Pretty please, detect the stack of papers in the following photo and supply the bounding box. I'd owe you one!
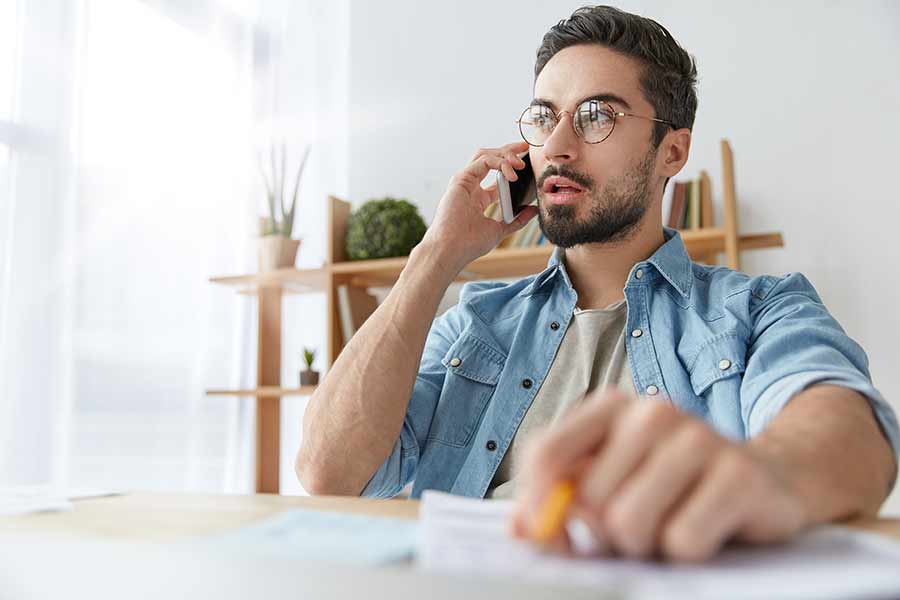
[418,491,900,600]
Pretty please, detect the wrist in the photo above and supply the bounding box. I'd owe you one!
[409,237,469,280]
[745,439,817,527]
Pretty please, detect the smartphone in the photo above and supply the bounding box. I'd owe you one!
[497,152,537,224]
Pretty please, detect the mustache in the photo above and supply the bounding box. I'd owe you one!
[537,164,594,191]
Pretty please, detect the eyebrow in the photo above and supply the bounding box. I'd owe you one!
[531,93,633,112]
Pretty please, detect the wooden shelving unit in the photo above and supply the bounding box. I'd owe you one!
[207,139,783,493]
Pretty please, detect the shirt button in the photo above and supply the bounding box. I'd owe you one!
[486,440,497,451]
[631,329,643,338]
[550,321,560,331]
[635,268,644,279]
[522,378,533,389]
[449,357,461,367]
[645,385,659,396]
[718,359,732,370]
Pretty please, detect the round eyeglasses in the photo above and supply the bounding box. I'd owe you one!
[516,99,675,147]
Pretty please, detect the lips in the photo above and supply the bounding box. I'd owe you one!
[541,175,587,205]
[542,176,585,194]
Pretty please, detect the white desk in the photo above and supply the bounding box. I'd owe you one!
[0,493,897,600]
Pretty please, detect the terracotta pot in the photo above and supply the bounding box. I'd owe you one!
[300,370,319,386]
[258,236,301,272]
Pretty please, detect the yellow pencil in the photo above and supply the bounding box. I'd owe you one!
[531,479,576,543]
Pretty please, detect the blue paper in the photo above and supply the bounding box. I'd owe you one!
[198,508,418,565]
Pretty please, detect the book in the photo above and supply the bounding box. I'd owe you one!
[700,170,714,228]
[336,285,356,345]
[682,180,693,229]
[690,176,701,230]
[518,219,540,247]
[336,285,379,345]
[526,219,543,246]
[667,181,687,230]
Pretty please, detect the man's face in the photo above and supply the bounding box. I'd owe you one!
[530,44,662,248]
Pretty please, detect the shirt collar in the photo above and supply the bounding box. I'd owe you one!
[526,227,693,299]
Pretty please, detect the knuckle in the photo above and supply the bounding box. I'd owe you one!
[661,520,707,562]
[716,449,754,484]
[677,421,714,453]
[604,501,650,557]
[631,401,676,431]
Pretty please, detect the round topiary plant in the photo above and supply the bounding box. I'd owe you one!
[345,197,427,260]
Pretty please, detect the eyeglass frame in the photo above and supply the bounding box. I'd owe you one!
[516,99,676,147]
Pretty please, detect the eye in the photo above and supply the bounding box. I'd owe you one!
[576,101,613,130]
[530,107,556,130]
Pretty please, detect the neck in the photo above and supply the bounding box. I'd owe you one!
[562,214,666,310]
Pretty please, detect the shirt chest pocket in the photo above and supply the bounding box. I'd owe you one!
[427,335,506,448]
[687,334,747,398]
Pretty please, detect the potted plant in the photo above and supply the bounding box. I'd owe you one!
[299,347,319,386]
[257,143,310,271]
[345,197,427,260]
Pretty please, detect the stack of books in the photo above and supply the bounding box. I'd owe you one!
[484,202,550,249]
[666,170,714,231]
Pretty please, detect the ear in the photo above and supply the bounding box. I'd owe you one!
[657,128,691,178]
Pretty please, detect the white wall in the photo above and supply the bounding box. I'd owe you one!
[332,0,900,514]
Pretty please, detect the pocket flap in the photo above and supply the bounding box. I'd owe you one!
[441,334,506,385]
[687,334,747,396]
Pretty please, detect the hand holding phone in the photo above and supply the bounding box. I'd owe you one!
[497,152,538,224]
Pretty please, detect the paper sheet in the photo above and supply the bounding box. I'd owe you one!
[0,487,72,516]
[418,491,900,600]
[199,508,418,565]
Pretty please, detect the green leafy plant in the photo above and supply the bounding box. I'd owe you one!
[258,143,310,237]
[302,347,316,371]
[345,197,427,260]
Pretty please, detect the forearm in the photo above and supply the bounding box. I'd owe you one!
[296,241,461,496]
[748,384,897,524]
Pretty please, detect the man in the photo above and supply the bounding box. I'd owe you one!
[296,5,899,562]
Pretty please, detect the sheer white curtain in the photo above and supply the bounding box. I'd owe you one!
[0,0,264,492]
[0,0,350,494]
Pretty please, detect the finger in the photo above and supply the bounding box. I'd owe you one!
[659,450,754,562]
[500,160,518,182]
[579,401,682,514]
[483,183,500,203]
[501,140,530,156]
[503,206,537,233]
[501,150,527,170]
[565,507,611,558]
[512,502,574,552]
[509,503,529,539]
[514,448,592,542]
[600,421,719,559]
[462,154,516,187]
[515,393,625,542]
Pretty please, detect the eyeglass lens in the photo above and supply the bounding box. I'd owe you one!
[518,100,615,146]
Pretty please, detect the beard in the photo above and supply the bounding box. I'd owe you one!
[537,150,656,248]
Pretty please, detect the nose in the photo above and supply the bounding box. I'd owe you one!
[539,112,580,165]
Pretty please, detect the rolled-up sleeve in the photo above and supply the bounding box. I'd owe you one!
[740,273,900,461]
[360,307,461,498]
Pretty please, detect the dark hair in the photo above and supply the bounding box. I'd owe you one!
[535,5,698,147]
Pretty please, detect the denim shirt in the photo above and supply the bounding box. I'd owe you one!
[362,228,900,499]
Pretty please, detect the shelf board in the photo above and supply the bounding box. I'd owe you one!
[210,267,328,293]
[206,386,317,398]
[209,228,783,292]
